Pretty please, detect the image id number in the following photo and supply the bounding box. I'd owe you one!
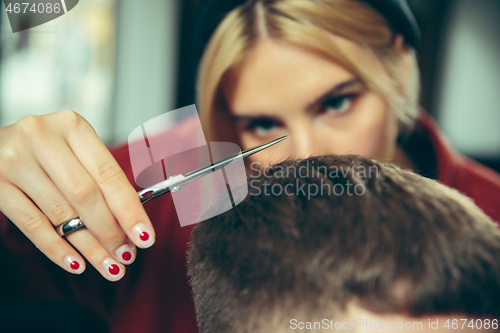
[5,2,61,14]
[444,319,498,330]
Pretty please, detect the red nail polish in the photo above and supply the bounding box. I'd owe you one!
[109,264,120,275]
[70,261,80,270]
[122,251,132,261]
[133,224,154,247]
[64,255,84,274]
[102,258,124,281]
[139,231,149,241]
[115,244,135,265]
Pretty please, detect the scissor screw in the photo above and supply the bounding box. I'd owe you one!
[168,176,183,192]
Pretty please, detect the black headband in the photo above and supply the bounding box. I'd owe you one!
[193,0,420,66]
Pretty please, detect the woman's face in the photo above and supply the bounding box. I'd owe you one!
[222,37,400,165]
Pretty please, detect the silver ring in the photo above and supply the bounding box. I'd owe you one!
[56,217,85,237]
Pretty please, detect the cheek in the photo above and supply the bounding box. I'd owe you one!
[324,94,398,160]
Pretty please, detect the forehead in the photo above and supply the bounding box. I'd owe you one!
[221,37,380,115]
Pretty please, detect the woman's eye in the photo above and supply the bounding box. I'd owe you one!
[322,95,354,115]
[247,119,277,136]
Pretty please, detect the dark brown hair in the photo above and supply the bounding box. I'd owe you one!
[188,155,500,333]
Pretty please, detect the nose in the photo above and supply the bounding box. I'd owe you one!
[287,125,314,159]
[286,122,340,159]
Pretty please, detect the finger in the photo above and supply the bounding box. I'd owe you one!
[52,111,155,248]
[65,227,127,281]
[0,181,86,274]
[28,135,133,258]
[7,157,137,266]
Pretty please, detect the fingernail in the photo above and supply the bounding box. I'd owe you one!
[132,223,154,248]
[102,258,125,281]
[115,244,136,265]
[64,255,84,274]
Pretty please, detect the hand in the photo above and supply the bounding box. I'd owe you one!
[0,110,155,281]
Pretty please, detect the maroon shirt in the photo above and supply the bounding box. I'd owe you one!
[0,114,499,333]
[413,113,500,223]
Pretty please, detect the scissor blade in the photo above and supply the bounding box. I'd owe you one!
[241,135,288,159]
[138,135,288,204]
[183,135,288,182]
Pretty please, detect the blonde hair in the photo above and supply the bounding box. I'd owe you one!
[197,0,420,142]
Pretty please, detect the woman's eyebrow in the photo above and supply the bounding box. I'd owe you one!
[306,78,362,111]
[230,114,279,123]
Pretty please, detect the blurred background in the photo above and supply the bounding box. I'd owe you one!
[0,0,499,171]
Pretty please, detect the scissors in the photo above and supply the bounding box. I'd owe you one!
[138,135,288,204]
[56,135,287,237]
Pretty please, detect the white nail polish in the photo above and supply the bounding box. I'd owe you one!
[102,258,125,281]
[64,255,84,274]
[115,244,136,265]
[132,223,155,248]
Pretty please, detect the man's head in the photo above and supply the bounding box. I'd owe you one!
[188,155,500,332]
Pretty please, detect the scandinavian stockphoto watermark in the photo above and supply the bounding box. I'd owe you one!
[290,318,499,330]
[248,160,379,199]
[127,107,379,226]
